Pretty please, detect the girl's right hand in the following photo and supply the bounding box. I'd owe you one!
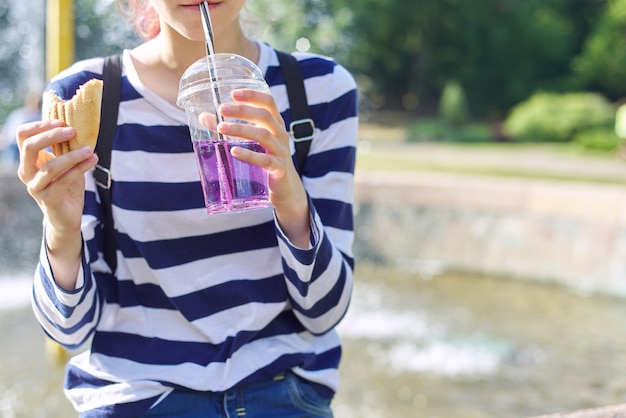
[16,119,98,289]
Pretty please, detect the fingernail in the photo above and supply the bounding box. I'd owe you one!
[81,146,92,155]
[220,104,232,113]
[61,127,74,137]
[230,146,241,157]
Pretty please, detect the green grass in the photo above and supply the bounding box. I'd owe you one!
[357,158,626,185]
[355,140,626,185]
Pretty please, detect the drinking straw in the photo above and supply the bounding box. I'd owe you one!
[199,1,224,131]
[199,2,235,203]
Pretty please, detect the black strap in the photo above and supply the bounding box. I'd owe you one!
[276,50,314,174]
[94,54,122,274]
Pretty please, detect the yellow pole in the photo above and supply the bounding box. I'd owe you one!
[46,0,74,81]
[45,0,74,366]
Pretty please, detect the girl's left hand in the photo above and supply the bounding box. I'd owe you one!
[213,89,311,246]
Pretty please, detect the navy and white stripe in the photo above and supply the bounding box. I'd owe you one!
[31,42,357,415]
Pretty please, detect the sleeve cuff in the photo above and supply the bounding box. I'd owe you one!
[40,229,88,305]
[273,196,322,264]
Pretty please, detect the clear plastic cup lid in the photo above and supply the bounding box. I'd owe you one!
[177,53,265,107]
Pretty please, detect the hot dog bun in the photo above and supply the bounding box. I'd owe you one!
[43,79,103,156]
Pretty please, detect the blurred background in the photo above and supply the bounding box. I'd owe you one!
[2,0,626,417]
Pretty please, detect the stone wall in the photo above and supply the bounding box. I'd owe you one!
[531,403,626,417]
[354,171,626,298]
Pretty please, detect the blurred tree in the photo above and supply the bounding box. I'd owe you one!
[74,0,139,61]
[439,0,585,117]
[264,0,604,119]
[0,0,20,102]
[0,0,45,121]
[439,80,469,125]
[0,0,614,123]
[0,0,138,122]
[573,0,626,100]
[245,0,309,51]
[246,0,349,55]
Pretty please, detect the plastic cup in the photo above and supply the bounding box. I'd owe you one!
[177,53,271,214]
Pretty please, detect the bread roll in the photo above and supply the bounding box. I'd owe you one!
[42,79,104,156]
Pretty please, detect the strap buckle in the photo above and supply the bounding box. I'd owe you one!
[94,164,112,189]
[289,118,315,142]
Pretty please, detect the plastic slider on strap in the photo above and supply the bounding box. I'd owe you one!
[289,118,315,142]
[94,164,112,189]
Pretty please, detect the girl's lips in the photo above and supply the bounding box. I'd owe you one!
[180,4,208,13]
[182,1,219,9]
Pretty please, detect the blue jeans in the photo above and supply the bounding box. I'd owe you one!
[140,372,333,417]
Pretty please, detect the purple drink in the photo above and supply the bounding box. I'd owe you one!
[193,139,269,214]
[177,53,272,214]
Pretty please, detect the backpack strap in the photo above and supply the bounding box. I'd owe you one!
[275,50,315,175]
[94,54,122,274]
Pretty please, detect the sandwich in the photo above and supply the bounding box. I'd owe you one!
[42,79,103,156]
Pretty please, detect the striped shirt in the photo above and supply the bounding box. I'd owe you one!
[32,42,358,416]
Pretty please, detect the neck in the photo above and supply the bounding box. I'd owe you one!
[128,26,260,106]
[145,24,258,73]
